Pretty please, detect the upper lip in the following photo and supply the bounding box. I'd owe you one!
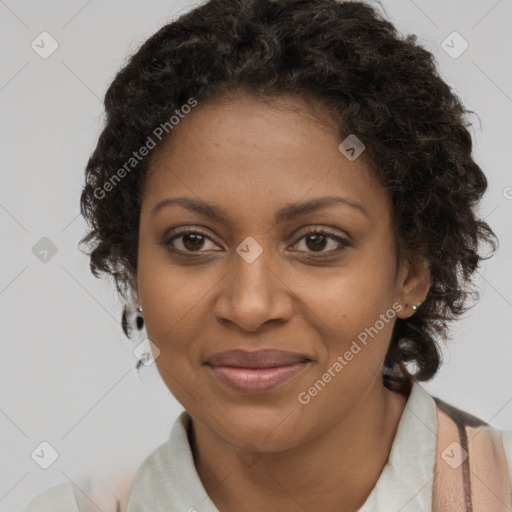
[205,349,311,368]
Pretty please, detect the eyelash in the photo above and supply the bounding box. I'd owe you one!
[160,227,352,258]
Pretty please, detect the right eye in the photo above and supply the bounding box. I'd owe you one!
[161,229,221,254]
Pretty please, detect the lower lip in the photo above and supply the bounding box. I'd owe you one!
[206,362,311,393]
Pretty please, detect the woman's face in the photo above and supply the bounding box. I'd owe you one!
[136,92,425,452]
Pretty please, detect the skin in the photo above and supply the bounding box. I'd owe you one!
[133,92,431,512]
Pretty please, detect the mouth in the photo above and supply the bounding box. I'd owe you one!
[204,349,312,394]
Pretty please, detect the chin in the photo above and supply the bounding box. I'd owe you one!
[209,403,307,452]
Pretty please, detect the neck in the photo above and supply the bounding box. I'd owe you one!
[189,379,409,512]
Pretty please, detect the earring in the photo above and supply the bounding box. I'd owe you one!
[136,306,144,330]
[411,303,422,312]
[121,301,144,338]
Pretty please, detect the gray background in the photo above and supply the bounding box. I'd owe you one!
[1,1,511,510]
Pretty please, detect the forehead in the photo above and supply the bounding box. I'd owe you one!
[141,93,389,223]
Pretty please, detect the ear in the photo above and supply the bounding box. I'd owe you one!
[394,251,430,319]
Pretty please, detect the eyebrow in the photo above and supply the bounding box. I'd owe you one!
[150,195,369,222]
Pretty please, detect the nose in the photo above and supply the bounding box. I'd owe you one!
[213,249,294,333]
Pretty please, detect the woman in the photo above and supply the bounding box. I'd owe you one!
[24,0,511,510]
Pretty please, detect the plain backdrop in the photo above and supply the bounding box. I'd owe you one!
[1,1,511,510]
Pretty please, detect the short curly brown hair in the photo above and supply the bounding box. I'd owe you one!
[79,0,498,395]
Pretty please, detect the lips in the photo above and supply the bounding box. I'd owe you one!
[205,349,311,368]
[205,349,312,393]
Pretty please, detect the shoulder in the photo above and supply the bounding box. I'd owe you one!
[23,482,79,512]
[128,437,172,493]
[131,411,190,488]
[126,411,205,510]
[499,428,512,484]
[432,392,512,492]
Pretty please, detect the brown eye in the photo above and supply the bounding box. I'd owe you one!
[304,233,329,252]
[180,233,206,251]
[161,230,220,253]
[291,228,351,256]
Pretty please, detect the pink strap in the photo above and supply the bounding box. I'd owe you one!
[433,398,511,511]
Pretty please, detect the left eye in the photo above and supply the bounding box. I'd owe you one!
[290,229,351,255]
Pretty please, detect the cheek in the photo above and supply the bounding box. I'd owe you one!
[302,259,398,386]
[304,258,397,343]
[296,308,396,424]
[136,259,230,404]
[138,279,207,410]
[328,309,396,369]
[137,247,212,341]
[137,265,203,375]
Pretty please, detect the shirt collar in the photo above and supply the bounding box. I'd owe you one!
[127,381,437,512]
[357,381,438,511]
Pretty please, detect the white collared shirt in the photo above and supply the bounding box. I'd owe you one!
[23,382,512,511]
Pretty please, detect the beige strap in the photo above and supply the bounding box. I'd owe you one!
[433,398,511,511]
[108,473,136,512]
[72,473,136,512]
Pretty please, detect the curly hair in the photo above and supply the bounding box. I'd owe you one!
[79,0,498,395]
